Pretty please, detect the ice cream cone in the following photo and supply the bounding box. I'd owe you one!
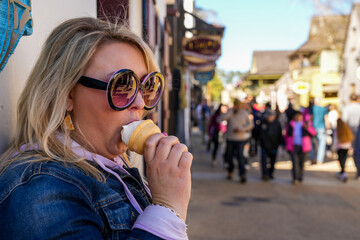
[121,119,161,155]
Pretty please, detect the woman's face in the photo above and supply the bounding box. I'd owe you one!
[68,41,147,159]
[220,105,228,113]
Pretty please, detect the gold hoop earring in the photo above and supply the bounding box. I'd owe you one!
[64,112,75,130]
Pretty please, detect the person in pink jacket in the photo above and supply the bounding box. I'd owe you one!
[285,111,316,184]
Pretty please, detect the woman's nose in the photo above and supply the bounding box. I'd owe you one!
[129,91,145,110]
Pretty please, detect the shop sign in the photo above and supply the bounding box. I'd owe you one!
[183,35,221,55]
[291,81,309,95]
[182,35,222,64]
[194,70,215,84]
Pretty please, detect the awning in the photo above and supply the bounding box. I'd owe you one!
[322,84,339,93]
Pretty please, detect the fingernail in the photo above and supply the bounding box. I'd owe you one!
[162,132,168,136]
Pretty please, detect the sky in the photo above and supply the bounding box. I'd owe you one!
[195,0,356,72]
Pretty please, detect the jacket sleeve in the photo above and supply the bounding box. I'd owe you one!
[240,114,254,132]
[278,121,285,146]
[208,115,216,135]
[217,110,232,122]
[286,124,292,137]
[305,124,316,136]
[258,121,265,145]
[0,174,163,240]
[354,125,360,159]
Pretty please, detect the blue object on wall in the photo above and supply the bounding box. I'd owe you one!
[194,70,215,84]
[0,0,33,72]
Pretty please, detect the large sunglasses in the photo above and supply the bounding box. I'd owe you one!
[78,69,164,111]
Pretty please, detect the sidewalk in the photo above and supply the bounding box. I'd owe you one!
[187,128,360,240]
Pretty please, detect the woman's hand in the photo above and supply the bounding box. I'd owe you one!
[144,133,193,222]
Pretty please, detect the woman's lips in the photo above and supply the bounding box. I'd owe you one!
[125,118,141,126]
[120,119,141,142]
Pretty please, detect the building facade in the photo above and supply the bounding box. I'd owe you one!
[288,15,349,108]
[340,4,360,106]
[245,50,292,106]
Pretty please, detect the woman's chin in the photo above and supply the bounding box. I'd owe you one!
[117,142,128,155]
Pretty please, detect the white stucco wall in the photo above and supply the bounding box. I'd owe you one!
[128,0,166,41]
[157,0,167,24]
[340,6,360,106]
[0,0,96,153]
[129,0,143,38]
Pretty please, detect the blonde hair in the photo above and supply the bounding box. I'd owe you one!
[0,17,159,180]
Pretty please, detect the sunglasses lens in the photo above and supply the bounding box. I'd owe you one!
[143,74,163,108]
[110,72,137,108]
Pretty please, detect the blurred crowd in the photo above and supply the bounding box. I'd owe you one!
[191,93,360,185]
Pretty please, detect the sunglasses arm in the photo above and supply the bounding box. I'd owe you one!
[78,76,108,90]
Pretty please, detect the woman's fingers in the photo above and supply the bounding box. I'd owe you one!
[179,151,193,171]
[144,133,165,163]
[144,134,192,221]
[166,143,189,174]
[153,136,180,164]
[144,134,190,174]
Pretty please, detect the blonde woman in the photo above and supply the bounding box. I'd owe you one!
[0,17,192,240]
[218,99,254,183]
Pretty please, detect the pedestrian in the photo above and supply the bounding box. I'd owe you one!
[305,99,317,164]
[335,118,354,182]
[353,124,360,180]
[249,99,262,157]
[207,104,223,165]
[219,105,229,169]
[0,17,191,239]
[285,101,296,125]
[196,99,211,143]
[342,94,360,136]
[191,101,197,127]
[196,101,204,131]
[311,98,329,164]
[259,109,284,181]
[285,111,316,185]
[342,94,360,179]
[327,104,338,157]
[218,99,254,183]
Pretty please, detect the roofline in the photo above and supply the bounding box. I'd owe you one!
[246,74,284,80]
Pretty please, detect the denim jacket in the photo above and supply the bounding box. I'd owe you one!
[0,151,163,240]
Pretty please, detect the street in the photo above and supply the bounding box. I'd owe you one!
[187,128,360,240]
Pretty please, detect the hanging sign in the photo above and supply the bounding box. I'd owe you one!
[182,35,222,64]
[183,35,221,54]
[291,81,310,95]
[194,70,215,84]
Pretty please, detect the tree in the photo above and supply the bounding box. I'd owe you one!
[216,69,244,85]
[206,71,224,103]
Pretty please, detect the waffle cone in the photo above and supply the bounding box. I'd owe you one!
[128,119,161,155]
